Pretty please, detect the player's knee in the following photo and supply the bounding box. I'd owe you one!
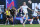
[37,17,39,19]
[33,17,35,19]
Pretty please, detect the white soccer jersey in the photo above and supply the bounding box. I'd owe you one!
[33,9,38,16]
[22,5,28,14]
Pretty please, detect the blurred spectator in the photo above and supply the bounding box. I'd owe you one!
[17,9,19,16]
[19,8,24,17]
[17,6,22,17]
[0,8,2,14]
[28,0,32,4]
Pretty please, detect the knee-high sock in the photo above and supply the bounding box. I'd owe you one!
[24,17,28,24]
[30,19,33,23]
[23,17,28,27]
[20,18,23,24]
[37,19,40,23]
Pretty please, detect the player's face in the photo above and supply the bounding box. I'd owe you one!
[8,7,10,10]
[29,0,31,1]
[36,6,38,9]
[12,7,14,9]
[23,2,26,6]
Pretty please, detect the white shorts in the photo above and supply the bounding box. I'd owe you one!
[23,9,28,13]
[23,13,28,17]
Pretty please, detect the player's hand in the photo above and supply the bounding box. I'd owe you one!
[30,9,34,11]
[29,9,34,11]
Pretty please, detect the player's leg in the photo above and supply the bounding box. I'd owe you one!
[30,16,35,24]
[10,17,13,23]
[23,14,28,27]
[22,16,25,27]
[7,16,11,24]
[5,15,9,24]
[37,16,40,24]
[24,15,28,24]
[6,18,8,24]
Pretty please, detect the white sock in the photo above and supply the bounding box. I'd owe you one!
[30,19,33,23]
[20,18,23,24]
[37,19,40,23]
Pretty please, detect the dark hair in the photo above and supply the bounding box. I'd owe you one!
[7,7,10,10]
[23,2,26,4]
[12,6,16,9]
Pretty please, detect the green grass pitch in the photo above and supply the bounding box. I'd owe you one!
[0,24,40,27]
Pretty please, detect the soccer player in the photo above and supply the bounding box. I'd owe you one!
[10,6,16,25]
[30,6,40,24]
[20,2,32,27]
[5,7,13,24]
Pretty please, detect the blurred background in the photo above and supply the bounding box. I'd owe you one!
[0,0,40,24]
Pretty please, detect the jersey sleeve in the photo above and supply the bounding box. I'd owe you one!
[26,5,29,8]
[35,9,38,12]
[27,6,28,8]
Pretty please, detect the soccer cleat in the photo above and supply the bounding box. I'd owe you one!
[23,23,25,27]
[30,23,32,24]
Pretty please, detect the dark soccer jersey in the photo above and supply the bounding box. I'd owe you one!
[10,9,16,16]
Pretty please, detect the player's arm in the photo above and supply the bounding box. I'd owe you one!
[17,6,23,13]
[35,9,39,14]
[27,6,33,11]
[26,5,33,11]
[35,11,39,14]
[18,6,22,10]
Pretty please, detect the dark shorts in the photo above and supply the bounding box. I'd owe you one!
[33,16,37,17]
[6,15,12,18]
[33,16,38,20]
[12,15,14,18]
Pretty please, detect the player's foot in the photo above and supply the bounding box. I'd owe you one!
[39,21,40,24]
[23,23,25,27]
[30,23,32,24]
[5,23,7,25]
[23,23,24,26]
[12,25,14,26]
[39,23,40,24]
